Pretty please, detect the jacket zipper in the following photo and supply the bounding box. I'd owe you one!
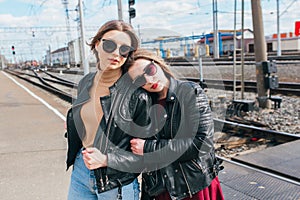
[179,163,192,198]
[170,101,176,138]
[103,92,121,153]
[97,92,121,190]
[191,159,203,171]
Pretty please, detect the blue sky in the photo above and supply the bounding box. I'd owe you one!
[0,0,299,61]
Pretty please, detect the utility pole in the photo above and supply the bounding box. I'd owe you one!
[0,55,3,69]
[277,0,281,56]
[0,48,5,69]
[251,0,270,108]
[212,0,219,58]
[79,0,89,75]
[62,0,72,68]
[233,0,238,99]
[241,0,245,99]
[117,0,123,20]
[49,45,52,67]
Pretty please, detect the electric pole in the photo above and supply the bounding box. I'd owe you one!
[212,0,219,58]
[0,48,5,69]
[79,0,89,75]
[277,0,281,56]
[117,0,123,20]
[251,0,270,108]
[62,0,71,68]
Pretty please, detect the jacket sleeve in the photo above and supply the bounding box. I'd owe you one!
[143,83,214,164]
[107,89,153,173]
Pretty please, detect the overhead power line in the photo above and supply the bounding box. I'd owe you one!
[0,26,99,33]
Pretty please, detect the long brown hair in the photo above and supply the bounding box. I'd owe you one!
[88,20,139,72]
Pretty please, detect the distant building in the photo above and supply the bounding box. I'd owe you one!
[43,38,96,68]
[68,38,85,67]
[44,30,299,65]
[51,47,69,66]
[197,29,254,56]
[264,32,300,52]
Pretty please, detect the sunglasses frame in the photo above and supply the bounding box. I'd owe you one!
[132,61,158,86]
[101,39,134,58]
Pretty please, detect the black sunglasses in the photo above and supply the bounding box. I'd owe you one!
[101,39,133,58]
[133,61,157,86]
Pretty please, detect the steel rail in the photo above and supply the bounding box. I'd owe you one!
[214,118,300,142]
[5,68,300,186]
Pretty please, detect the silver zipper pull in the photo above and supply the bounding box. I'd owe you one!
[106,175,109,185]
[100,178,104,191]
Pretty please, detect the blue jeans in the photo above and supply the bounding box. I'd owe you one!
[68,150,140,200]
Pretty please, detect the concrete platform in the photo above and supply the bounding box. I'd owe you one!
[1,70,299,199]
[0,71,71,200]
[219,162,300,200]
[232,139,300,181]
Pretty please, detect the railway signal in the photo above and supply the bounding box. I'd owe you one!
[11,46,15,55]
[128,0,136,24]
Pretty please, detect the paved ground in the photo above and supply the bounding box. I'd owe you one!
[2,68,299,200]
[0,71,71,200]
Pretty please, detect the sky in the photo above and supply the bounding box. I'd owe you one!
[0,0,299,61]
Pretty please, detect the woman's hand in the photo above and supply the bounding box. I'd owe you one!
[130,138,145,155]
[82,147,107,170]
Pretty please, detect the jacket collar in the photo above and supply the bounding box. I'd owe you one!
[73,71,133,107]
[165,77,179,102]
[73,72,96,107]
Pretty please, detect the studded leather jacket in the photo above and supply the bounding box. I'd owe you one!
[141,78,223,200]
[65,72,152,193]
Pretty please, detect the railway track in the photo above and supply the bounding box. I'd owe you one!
[167,59,300,66]
[34,67,300,96]
[6,68,299,143]
[165,54,300,66]
[4,68,300,189]
[184,77,300,96]
[4,69,74,102]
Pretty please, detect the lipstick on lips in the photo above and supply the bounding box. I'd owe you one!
[151,83,158,89]
[109,58,119,64]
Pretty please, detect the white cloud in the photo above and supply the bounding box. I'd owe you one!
[0,14,33,26]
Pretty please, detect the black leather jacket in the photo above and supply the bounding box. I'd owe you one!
[141,78,223,200]
[65,72,152,193]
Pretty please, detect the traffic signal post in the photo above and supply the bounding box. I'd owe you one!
[128,0,136,24]
[251,0,271,109]
[11,45,17,66]
[12,46,15,55]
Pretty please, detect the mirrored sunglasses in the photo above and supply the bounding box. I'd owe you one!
[133,61,157,86]
[101,39,133,58]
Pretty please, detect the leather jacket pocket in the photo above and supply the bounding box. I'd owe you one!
[142,171,165,196]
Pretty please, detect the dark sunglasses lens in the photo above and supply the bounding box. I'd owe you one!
[144,63,157,76]
[103,40,117,53]
[119,45,131,57]
[133,75,147,86]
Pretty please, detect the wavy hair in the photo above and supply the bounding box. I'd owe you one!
[88,20,139,73]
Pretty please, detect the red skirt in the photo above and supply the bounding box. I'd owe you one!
[155,177,224,200]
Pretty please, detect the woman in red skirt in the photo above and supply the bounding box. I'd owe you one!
[128,49,225,200]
